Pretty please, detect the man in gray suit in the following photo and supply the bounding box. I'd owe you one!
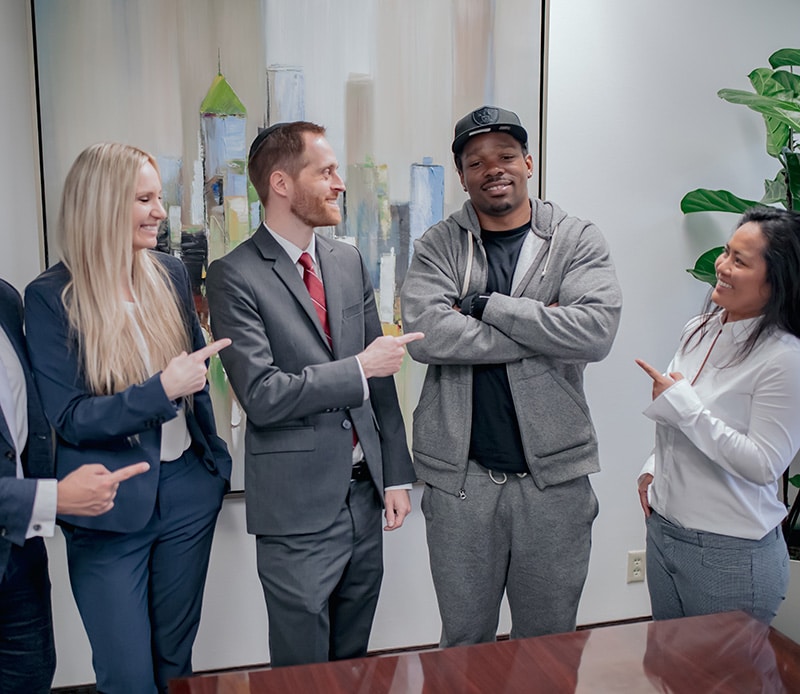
[206,121,421,667]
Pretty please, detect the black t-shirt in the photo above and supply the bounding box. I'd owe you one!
[469,222,530,474]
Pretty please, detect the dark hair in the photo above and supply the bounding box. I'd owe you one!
[247,121,326,204]
[454,139,529,173]
[683,206,800,362]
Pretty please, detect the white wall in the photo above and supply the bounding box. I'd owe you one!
[4,0,800,688]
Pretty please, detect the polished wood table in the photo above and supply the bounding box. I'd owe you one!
[170,611,800,693]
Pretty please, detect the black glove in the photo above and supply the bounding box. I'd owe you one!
[459,292,491,321]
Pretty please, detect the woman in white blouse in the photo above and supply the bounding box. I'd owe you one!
[636,206,800,623]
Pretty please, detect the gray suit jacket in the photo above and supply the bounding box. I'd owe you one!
[206,226,414,536]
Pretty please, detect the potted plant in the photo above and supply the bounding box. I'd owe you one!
[678,47,800,564]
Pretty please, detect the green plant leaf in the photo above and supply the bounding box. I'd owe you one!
[749,68,800,98]
[789,474,800,488]
[769,48,800,68]
[719,88,800,112]
[785,151,800,210]
[761,172,788,204]
[686,247,724,286]
[749,68,784,97]
[718,89,800,131]
[680,189,761,214]
[747,70,795,155]
[770,69,800,96]
[763,117,791,157]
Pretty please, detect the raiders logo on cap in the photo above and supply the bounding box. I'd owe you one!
[472,107,499,126]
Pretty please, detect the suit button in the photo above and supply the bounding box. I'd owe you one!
[342,419,352,430]
[5,451,14,460]
[0,527,6,536]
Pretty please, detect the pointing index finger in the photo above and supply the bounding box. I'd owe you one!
[192,338,232,362]
[396,332,424,345]
[109,462,151,483]
[634,358,661,380]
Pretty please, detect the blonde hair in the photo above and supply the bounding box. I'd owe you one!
[59,142,190,395]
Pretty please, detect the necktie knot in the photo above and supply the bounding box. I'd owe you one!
[298,252,315,274]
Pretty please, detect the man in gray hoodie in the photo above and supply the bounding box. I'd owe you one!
[400,106,621,646]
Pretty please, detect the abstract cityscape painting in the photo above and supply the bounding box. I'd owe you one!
[34,0,544,491]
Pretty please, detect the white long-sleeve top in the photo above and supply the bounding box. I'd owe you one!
[640,313,800,540]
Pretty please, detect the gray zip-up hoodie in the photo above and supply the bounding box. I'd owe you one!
[400,198,622,497]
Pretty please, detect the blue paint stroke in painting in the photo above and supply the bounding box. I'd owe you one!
[409,157,444,268]
[346,162,384,289]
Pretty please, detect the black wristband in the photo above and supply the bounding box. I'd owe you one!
[471,294,490,320]
[459,292,478,316]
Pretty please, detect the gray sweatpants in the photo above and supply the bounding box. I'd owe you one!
[422,459,598,647]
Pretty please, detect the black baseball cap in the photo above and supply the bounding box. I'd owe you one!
[451,106,528,155]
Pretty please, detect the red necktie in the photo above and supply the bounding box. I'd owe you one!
[298,252,332,347]
[298,252,359,448]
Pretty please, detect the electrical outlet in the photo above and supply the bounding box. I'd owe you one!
[627,550,646,583]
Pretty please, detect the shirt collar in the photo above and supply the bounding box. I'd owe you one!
[712,311,762,344]
[265,225,317,266]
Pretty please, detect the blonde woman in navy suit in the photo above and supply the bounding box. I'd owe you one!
[24,143,232,694]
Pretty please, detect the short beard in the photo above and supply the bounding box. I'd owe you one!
[290,193,341,228]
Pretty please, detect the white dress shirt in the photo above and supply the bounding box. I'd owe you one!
[0,326,56,538]
[641,313,800,539]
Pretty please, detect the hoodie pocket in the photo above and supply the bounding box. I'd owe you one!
[515,369,594,458]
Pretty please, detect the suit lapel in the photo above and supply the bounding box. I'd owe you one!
[0,395,14,454]
[253,226,333,354]
[317,236,344,358]
[0,307,24,459]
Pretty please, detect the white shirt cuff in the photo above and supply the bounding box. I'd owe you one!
[25,479,57,539]
[642,379,699,426]
[385,484,413,491]
[354,356,370,401]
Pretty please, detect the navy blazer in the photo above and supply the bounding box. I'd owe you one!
[24,253,231,533]
[0,278,53,576]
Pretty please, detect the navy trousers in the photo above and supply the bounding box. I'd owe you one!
[62,448,225,694]
[0,537,56,694]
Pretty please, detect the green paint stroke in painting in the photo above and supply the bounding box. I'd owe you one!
[200,73,246,115]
